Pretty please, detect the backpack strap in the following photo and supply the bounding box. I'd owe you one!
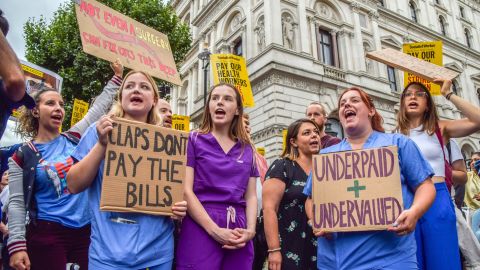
[61,132,80,145]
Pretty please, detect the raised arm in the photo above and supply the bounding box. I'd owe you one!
[436,78,480,138]
[0,31,25,102]
[68,60,123,136]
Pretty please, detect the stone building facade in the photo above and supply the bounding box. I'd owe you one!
[171,0,480,163]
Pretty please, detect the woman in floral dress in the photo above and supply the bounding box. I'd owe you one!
[262,119,321,270]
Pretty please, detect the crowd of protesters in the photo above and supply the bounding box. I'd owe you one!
[2,7,480,270]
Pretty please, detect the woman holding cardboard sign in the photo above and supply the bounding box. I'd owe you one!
[176,83,258,270]
[396,79,480,270]
[260,118,320,270]
[7,61,124,270]
[304,87,436,270]
[67,70,187,270]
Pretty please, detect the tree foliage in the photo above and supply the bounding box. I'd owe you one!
[24,0,191,129]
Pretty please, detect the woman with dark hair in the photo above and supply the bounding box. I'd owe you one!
[304,87,436,270]
[262,118,320,270]
[7,62,124,270]
[397,79,480,270]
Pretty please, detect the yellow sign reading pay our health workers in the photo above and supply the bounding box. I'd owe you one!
[210,54,255,107]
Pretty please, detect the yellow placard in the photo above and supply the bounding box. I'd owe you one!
[172,114,190,132]
[403,41,442,95]
[282,129,288,151]
[256,147,265,156]
[21,64,44,78]
[210,54,255,107]
[70,98,89,127]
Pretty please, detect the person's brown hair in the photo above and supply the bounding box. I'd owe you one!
[198,83,251,147]
[338,87,385,132]
[396,82,439,136]
[281,118,321,160]
[16,87,58,139]
[306,101,327,116]
[109,70,161,125]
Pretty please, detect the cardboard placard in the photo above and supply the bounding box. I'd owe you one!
[172,114,190,132]
[366,48,459,82]
[100,117,187,216]
[75,0,181,85]
[403,41,443,95]
[211,54,255,107]
[311,146,404,232]
[70,98,89,127]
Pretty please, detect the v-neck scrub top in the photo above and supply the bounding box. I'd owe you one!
[187,132,259,206]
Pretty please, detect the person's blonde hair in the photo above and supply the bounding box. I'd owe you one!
[396,82,439,136]
[110,70,162,125]
[16,87,58,139]
[199,83,253,148]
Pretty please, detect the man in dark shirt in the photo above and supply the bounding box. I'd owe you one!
[0,9,34,139]
[306,101,341,149]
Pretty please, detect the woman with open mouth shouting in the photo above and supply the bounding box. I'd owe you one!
[176,83,258,270]
[7,61,124,270]
[260,118,320,270]
[304,87,435,270]
[396,78,480,270]
[67,70,187,270]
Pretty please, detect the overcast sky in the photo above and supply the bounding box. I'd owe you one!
[0,0,67,60]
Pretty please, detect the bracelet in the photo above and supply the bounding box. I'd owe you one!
[445,92,454,100]
[267,247,281,253]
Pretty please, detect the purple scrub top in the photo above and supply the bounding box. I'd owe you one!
[187,132,259,207]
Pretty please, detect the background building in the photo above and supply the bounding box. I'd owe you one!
[171,0,480,163]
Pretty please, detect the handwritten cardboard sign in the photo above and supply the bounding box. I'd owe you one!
[75,0,181,85]
[311,146,404,232]
[70,98,89,127]
[211,54,255,107]
[403,41,443,95]
[366,48,459,83]
[100,117,187,216]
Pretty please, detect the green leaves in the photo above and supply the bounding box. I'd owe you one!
[24,0,192,130]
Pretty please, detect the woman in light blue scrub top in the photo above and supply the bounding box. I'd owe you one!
[304,87,436,270]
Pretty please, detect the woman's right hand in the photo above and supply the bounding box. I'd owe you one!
[268,251,282,270]
[97,115,114,146]
[208,226,240,246]
[10,251,30,270]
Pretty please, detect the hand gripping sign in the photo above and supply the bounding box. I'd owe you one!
[100,117,187,216]
[311,146,404,232]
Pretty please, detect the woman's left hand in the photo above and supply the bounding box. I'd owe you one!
[222,228,255,249]
[387,209,419,236]
[171,201,187,220]
[433,77,453,97]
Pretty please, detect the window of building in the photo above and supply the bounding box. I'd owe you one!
[477,88,480,105]
[459,6,465,18]
[387,66,397,91]
[409,1,418,22]
[465,29,472,48]
[359,13,367,28]
[439,16,447,35]
[233,38,242,56]
[378,0,384,7]
[435,0,441,5]
[319,29,334,66]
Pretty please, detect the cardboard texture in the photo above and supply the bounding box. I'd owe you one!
[403,41,443,95]
[172,114,190,132]
[366,48,459,82]
[312,146,404,232]
[100,117,187,216]
[75,0,181,85]
[210,54,255,107]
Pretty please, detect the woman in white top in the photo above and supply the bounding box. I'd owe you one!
[396,78,480,270]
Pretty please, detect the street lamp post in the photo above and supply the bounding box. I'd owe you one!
[197,45,211,106]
